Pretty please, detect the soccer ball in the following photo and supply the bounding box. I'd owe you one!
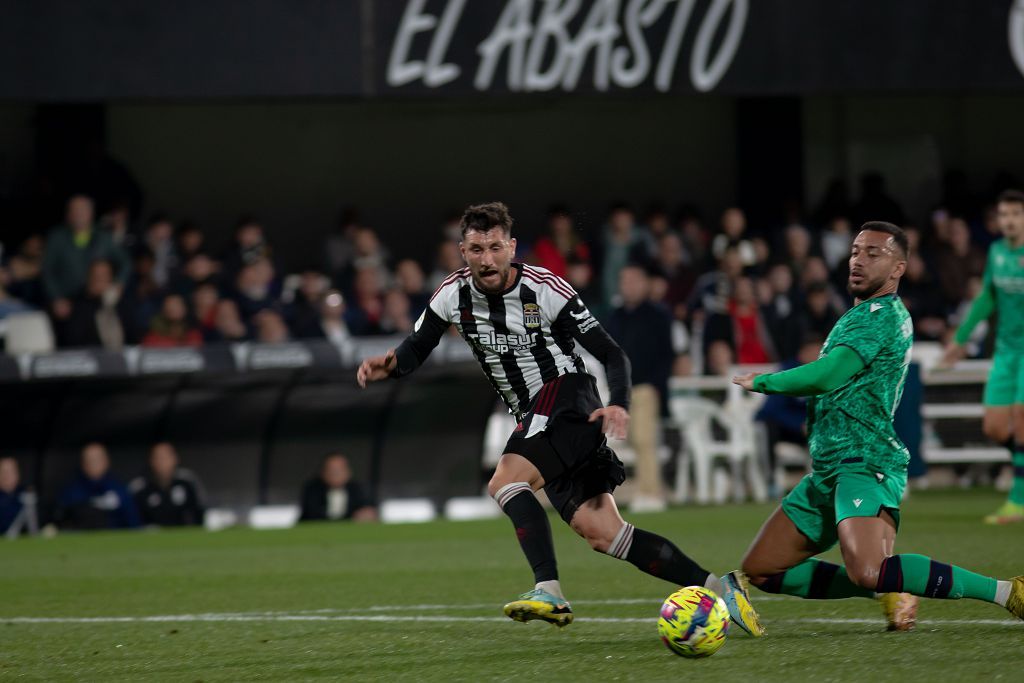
[657,586,730,658]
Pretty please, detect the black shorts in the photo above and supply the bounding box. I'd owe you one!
[503,373,626,523]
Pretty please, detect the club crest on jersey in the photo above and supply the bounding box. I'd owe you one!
[522,303,541,329]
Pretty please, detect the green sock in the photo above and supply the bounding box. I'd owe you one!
[1009,451,1024,506]
[876,554,998,602]
[756,558,874,599]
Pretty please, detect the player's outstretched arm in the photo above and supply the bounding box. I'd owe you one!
[733,345,865,397]
[356,306,451,388]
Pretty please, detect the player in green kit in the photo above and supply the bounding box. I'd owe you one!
[941,189,1024,524]
[728,222,1024,631]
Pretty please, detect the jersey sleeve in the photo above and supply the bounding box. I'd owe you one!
[392,284,455,377]
[553,293,632,409]
[953,245,997,345]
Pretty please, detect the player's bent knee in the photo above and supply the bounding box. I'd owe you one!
[845,561,882,590]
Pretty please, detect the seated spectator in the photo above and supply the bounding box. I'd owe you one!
[5,235,46,308]
[299,453,377,522]
[211,299,250,342]
[0,266,32,320]
[901,252,949,341]
[56,443,140,530]
[171,251,220,299]
[380,288,414,335]
[704,339,735,376]
[529,206,591,279]
[231,257,278,322]
[393,259,429,318]
[140,214,179,288]
[284,268,330,338]
[142,293,203,347]
[799,281,842,339]
[428,240,465,290]
[191,281,221,342]
[99,200,134,249]
[61,259,131,349]
[654,232,696,320]
[130,442,205,527]
[254,309,290,343]
[711,207,756,267]
[43,194,130,323]
[176,221,206,261]
[760,263,802,361]
[222,216,275,284]
[346,265,385,336]
[729,276,774,364]
[315,290,351,345]
[123,248,165,342]
[0,457,25,535]
[933,217,986,309]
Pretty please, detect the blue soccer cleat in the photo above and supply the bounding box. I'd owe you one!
[720,570,766,637]
[503,588,574,628]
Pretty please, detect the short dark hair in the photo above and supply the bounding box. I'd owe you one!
[859,221,909,258]
[997,189,1024,206]
[460,202,513,238]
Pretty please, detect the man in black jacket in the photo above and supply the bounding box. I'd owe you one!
[299,453,377,522]
[130,442,206,527]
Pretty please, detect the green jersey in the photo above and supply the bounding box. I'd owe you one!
[806,294,913,474]
[955,239,1024,353]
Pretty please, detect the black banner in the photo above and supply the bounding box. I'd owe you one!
[2,1,1024,100]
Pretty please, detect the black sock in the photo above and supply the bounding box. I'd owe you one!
[495,483,558,583]
[611,524,710,587]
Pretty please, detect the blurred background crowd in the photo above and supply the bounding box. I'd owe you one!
[0,168,1007,377]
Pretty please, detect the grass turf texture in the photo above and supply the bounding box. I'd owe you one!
[1,489,1021,682]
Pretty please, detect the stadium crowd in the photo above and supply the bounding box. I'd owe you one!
[0,171,1007,373]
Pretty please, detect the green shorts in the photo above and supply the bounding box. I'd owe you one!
[984,352,1024,406]
[781,468,906,552]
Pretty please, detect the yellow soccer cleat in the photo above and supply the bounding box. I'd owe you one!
[503,589,574,628]
[880,592,918,631]
[1005,576,1024,621]
[720,570,766,637]
[983,501,1024,525]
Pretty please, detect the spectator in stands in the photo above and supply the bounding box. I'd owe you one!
[5,235,46,308]
[644,205,674,241]
[61,259,131,349]
[284,268,331,339]
[934,217,986,309]
[428,240,465,290]
[393,259,429,318]
[324,207,365,283]
[689,244,743,351]
[711,207,756,266]
[760,263,802,361]
[346,265,385,336]
[171,251,220,300]
[55,442,140,530]
[192,281,221,342]
[0,456,25,535]
[900,252,949,342]
[729,276,774,364]
[820,216,853,272]
[0,266,32,320]
[380,288,414,335]
[530,206,591,279]
[654,232,695,321]
[799,281,842,339]
[314,290,350,345]
[176,222,206,262]
[99,200,134,250]
[43,194,130,324]
[782,224,813,279]
[299,453,377,522]
[231,257,277,323]
[123,248,165,342]
[254,309,290,343]
[212,299,250,342]
[130,442,205,527]
[141,214,179,289]
[141,293,203,347]
[593,203,653,317]
[677,212,711,271]
[222,216,273,284]
[705,339,735,376]
[607,265,674,510]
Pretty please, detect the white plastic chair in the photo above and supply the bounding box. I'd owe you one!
[380,498,436,524]
[4,311,55,354]
[669,392,768,504]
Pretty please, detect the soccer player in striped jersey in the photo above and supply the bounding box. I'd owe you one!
[358,202,763,635]
[733,222,1023,630]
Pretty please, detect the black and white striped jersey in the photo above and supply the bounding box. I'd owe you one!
[392,263,630,417]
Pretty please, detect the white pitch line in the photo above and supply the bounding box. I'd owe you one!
[287,597,790,614]
[2,613,1020,627]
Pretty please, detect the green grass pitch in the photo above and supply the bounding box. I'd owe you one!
[1,490,1021,682]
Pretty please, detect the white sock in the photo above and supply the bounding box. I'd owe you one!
[536,580,565,600]
[995,580,1012,607]
[704,574,723,595]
